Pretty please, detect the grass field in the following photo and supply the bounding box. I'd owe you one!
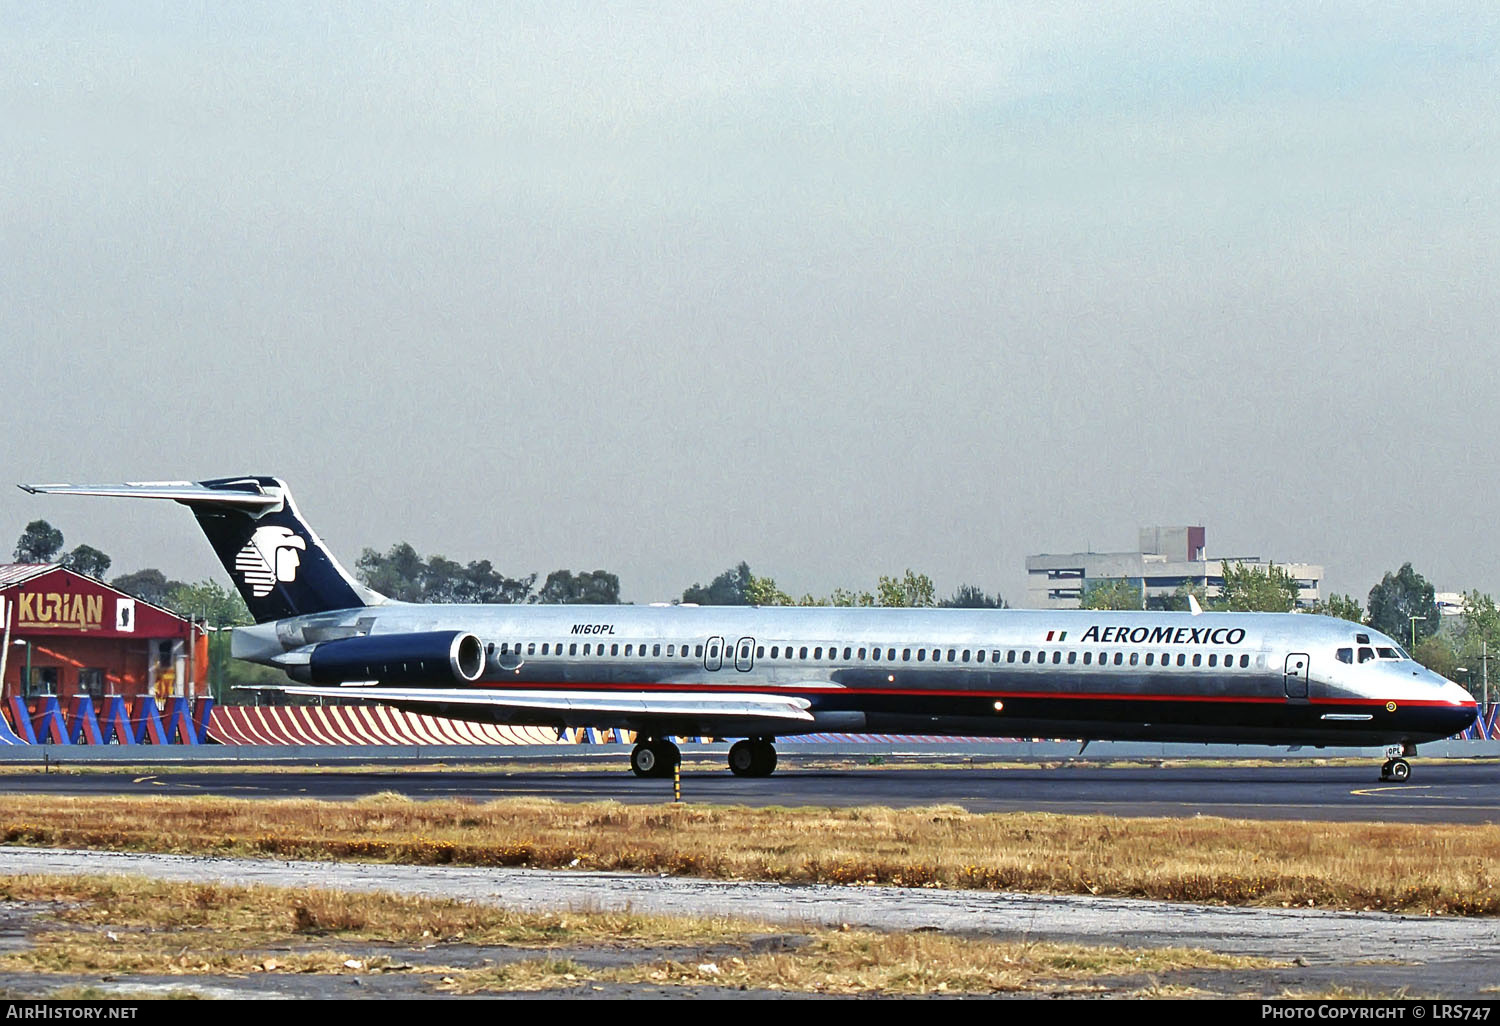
[0,874,1283,997]
[4,793,1497,915]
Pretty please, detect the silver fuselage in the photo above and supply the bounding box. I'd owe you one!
[234,605,1479,746]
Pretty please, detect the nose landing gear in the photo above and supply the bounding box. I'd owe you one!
[1379,742,1416,782]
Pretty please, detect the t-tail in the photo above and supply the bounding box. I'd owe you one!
[18,477,383,623]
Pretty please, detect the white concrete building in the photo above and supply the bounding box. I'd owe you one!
[1026,526,1324,610]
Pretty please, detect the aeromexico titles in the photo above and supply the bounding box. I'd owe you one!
[21,477,1478,781]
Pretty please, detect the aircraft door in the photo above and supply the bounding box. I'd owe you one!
[1284,653,1310,699]
[735,636,755,672]
[704,636,724,671]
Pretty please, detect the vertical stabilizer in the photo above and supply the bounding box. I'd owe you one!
[19,477,384,623]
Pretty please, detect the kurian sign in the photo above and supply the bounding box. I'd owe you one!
[16,591,106,631]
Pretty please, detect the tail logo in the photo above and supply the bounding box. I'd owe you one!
[234,526,308,597]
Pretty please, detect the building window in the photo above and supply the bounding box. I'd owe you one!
[79,668,105,698]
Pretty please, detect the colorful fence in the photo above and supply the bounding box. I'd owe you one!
[1,695,212,745]
[208,705,566,746]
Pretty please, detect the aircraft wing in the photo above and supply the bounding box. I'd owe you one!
[234,685,815,723]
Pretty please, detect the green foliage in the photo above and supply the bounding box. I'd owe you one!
[1081,578,1143,610]
[1213,561,1299,613]
[1410,633,1460,680]
[745,575,795,606]
[1367,563,1438,646]
[1454,592,1500,691]
[536,570,621,604]
[356,543,536,603]
[1146,581,1206,612]
[110,568,189,607]
[876,570,936,608]
[165,579,251,627]
[682,562,752,605]
[59,543,112,579]
[14,520,64,563]
[1308,593,1364,623]
[827,587,876,607]
[938,584,1007,609]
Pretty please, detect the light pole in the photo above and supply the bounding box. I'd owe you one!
[1457,666,1473,699]
[1408,615,1428,650]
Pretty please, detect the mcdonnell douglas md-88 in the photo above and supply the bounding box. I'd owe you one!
[22,477,1479,781]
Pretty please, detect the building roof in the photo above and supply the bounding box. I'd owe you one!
[0,564,57,590]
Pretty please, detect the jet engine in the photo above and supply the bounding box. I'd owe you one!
[302,631,486,685]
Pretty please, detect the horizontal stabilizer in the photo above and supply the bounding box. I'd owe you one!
[20,481,283,513]
[235,685,815,722]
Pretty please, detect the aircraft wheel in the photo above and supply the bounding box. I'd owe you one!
[728,739,777,777]
[1390,759,1411,782]
[751,739,777,777]
[631,743,659,777]
[728,740,756,777]
[1379,760,1392,781]
[656,739,681,777]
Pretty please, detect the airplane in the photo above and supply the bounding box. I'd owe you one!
[21,476,1479,782]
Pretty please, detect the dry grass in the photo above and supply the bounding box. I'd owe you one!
[3,794,1497,915]
[1,874,1279,997]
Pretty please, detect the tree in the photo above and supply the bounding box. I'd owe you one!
[110,568,189,607]
[682,562,753,605]
[1454,592,1500,692]
[877,570,936,608]
[1367,563,1439,647]
[1147,581,1207,612]
[1411,633,1460,680]
[536,570,621,604]
[1081,578,1143,610]
[355,543,534,603]
[60,543,112,580]
[744,574,795,606]
[1308,593,1364,623]
[1213,561,1299,612]
[14,520,64,563]
[939,584,1006,609]
[356,543,427,602]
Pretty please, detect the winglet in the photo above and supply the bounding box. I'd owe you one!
[1188,594,1203,616]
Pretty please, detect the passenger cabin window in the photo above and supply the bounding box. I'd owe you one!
[1240,654,1250,668]
[1129,652,1138,665]
[1052,651,1061,664]
[611,644,619,655]
[1113,652,1122,666]
[1192,653,1201,667]
[1022,651,1031,664]
[1083,652,1092,665]
[1207,654,1217,667]
[1176,654,1186,667]
[1068,651,1077,664]
[1144,653,1153,666]
[527,643,536,655]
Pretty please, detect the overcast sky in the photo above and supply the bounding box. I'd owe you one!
[2,2,1497,605]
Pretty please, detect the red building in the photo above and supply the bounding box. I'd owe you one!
[0,565,209,708]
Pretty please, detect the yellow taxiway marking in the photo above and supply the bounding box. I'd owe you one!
[1350,784,1466,800]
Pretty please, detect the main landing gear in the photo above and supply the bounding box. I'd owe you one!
[1379,742,1416,782]
[630,737,681,778]
[728,737,777,778]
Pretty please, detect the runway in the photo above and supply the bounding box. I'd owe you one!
[4,758,1498,823]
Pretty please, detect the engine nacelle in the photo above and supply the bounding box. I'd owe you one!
[304,631,485,685]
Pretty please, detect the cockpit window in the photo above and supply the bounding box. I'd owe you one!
[1377,647,1400,660]
[1358,647,1375,663]
[1336,648,1353,664]
[1355,633,1370,644]
[1396,646,1411,660]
